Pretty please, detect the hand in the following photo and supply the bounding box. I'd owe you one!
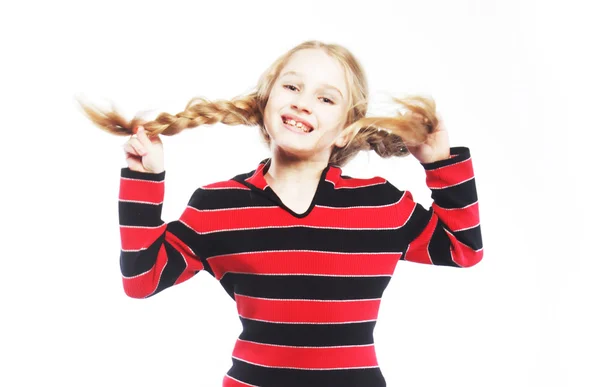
[404,112,450,164]
[123,126,165,173]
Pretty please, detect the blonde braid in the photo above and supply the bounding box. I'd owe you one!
[76,93,262,137]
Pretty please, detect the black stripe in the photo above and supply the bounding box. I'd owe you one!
[401,205,480,267]
[455,224,484,251]
[400,204,432,246]
[149,242,190,296]
[120,229,211,299]
[118,221,214,275]
[319,180,400,208]
[197,227,405,257]
[120,235,202,297]
[223,273,391,300]
[430,176,478,208]
[420,146,470,170]
[239,317,376,346]
[231,168,403,209]
[428,220,460,267]
[121,167,165,181]
[226,358,386,387]
[191,187,279,210]
[167,221,214,277]
[119,201,163,227]
[120,236,163,277]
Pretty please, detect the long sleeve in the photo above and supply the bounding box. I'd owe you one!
[118,167,206,298]
[397,146,483,267]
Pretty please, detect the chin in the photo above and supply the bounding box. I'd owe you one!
[272,142,315,158]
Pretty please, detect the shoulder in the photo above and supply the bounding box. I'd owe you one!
[327,167,409,207]
[331,167,400,194]
[186,176,252,210]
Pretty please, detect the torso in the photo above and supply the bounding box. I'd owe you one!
[201,163,402,387]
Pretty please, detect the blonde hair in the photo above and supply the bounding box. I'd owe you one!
[77,40,438,167]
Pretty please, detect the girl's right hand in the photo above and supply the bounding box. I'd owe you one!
[123,126,165,174]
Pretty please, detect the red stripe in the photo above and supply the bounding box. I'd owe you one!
[232,339,378,369]
[235,294,380,323]
[245,163,268,190]
[122,243,168,298]
[210,251,399,280]
[331,176,386,189]
[119,178,163,203]
[181,203,405,233]
[431,201,480,230]
[425,158,473,189]
[204,180,250,190]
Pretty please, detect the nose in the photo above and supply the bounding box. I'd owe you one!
[291,93,312,114]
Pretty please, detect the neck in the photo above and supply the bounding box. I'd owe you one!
[264,149,329,186]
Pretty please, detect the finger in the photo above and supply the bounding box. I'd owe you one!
[125,153,143,171]
[127,140,147,156]
[136,126,154,148]
[123,143,137,157]
[123,142,147,157]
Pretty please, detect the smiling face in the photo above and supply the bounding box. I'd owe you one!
[263,48,351,162]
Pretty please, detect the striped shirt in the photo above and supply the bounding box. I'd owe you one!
[118,146,483,387]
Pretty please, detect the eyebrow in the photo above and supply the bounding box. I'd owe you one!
[280,71,344,99]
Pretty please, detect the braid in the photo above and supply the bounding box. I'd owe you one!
[330,126,409,166]
[77,88,436,168]
[76,93,262,137]
[329,95,437,167]
[364,128,408,157]
[152,94,262,136]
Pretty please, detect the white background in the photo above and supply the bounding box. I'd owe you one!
[1,0,597,386]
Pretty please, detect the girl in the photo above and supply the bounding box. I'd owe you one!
[79,40,483,387]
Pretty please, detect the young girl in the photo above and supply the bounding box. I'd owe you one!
[80,40,483,387]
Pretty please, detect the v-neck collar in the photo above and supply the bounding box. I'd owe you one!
[241,158,342,218]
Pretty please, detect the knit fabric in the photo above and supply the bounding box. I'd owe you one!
[118,146,483,387]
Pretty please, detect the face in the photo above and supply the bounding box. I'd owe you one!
[263,49,350,162]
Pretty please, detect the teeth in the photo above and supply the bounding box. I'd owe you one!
[284,118,311,132]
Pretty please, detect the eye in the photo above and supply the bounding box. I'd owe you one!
[284,84,335,105]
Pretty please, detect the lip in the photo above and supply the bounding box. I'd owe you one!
[282,118,311,134]
[281,114,314,131]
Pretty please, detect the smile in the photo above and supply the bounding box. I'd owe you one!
[281,116,314,134]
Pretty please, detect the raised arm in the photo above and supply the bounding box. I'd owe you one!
[396,146,483,267]
[119,168,207,298]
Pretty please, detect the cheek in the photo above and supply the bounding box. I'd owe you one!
[265,91,284,117]
[263,100,281,133]
[318,107,345,130]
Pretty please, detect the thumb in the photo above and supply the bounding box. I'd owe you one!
[135,125,153,146]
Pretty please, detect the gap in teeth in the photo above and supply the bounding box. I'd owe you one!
[284,118,311,132]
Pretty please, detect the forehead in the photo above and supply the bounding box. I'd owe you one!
[279,49,348,94]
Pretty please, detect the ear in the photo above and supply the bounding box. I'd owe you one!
[334,134,348,148]
[334,128,352,148]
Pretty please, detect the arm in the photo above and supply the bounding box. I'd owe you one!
[397,146,483,267]
[118,167,206,298]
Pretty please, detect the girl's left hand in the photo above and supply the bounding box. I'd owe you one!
[404,112,451,164]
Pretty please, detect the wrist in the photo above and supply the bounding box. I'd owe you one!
[421,152,451,164]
